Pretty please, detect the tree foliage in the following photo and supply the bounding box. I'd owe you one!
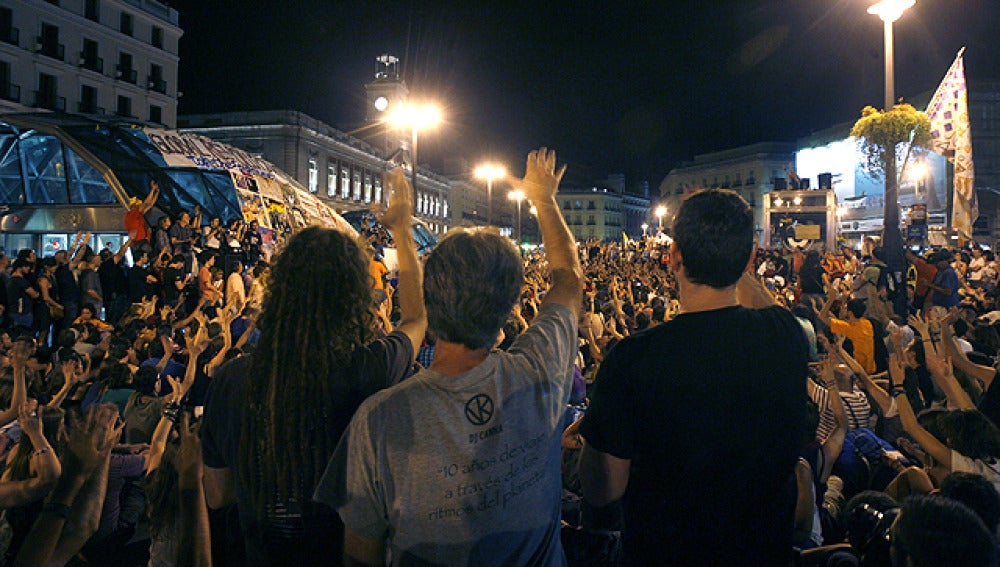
[850,103,932,181]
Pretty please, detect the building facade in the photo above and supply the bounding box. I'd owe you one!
[658,142,797,238]
[0,0,181,126]
[559,187,627,242]
[178,110,453,234]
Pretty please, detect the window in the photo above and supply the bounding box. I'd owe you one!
[0,61,17,102]
[373,177,382,204]
[352,172,361,200]
[81,38,101,72]
[363,173,372,202]
[148,64,165,93]
[120,13,133,36]
[0,7,15,47]
[574,200,582,210]
[340,166,349,199]
[79,85,98,113]
[85,0,100,22]
[117,52,135,83]
[307,159,318,193]
[36,73,62,111]
[38,23,63,61]
[563,200,571,210]
[442,199,448,218]
[326,164,336,196]
[116,95,131,117]
[149,105,162,124]
[151,26,163,49]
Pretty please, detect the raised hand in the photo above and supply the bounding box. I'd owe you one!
[64,404,117,475]
[176,412,203,489]
[908,312,930,338]
[18,400,43,441]
[380,167,414,231]
[515,147,567,203]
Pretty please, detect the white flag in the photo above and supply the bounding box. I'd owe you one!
[926,48,976,240]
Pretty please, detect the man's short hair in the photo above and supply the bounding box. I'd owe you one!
[892,495,996,567]
[423,230,523,350]
[197,250,216,265]
[939,472,1000,535]
[672,189,753,288]
[846,298,867,319]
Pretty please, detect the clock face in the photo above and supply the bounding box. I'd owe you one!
[374,96,389,112]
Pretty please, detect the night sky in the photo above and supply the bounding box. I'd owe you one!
[170,0,1000,192]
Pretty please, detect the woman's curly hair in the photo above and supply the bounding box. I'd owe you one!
[239,226,376,523]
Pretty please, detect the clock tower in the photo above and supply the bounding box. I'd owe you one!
[364,54,409,157]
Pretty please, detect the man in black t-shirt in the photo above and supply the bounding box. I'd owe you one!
[579,189,808,565]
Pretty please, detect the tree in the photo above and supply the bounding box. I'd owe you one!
[850,103,931,315]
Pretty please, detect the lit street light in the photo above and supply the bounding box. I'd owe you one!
[508,189,525,243]
[654,205,667,231]
[641,222,648,237]
[474,163,506,227]
[868,0,914,316]
[385,102,442,212]
[868,0,915,111]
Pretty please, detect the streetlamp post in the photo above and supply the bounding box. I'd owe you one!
[474,163,506,227]
[508,189,524,243]
[654,205,667,232]
[385,102,442,212]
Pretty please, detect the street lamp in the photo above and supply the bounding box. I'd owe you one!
[474,163,506,227]
[868,0,915,111]
[868,0,914,316]
[385,102,442,211]
[508,189,525,243]
[654,205,667,231]
[641,222,648,237]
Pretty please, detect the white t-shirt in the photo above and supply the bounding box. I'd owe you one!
[316,304,577,566]
[951,450,1000,493]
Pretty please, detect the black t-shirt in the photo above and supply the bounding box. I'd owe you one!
[162,266,184,302]
[6,275,33,315]
[200,332,415,567]
[580,305,808,566]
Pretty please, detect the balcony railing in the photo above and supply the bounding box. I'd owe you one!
[147,76,166,93]
[79,53,103,73]
[0,83,19,102]
[34,91,66,111]
[0,26,18,46]
[77,101,103,114]
[115,66,137,83]
[36,39,65,61]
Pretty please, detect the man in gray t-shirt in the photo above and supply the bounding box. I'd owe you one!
[315,148,582,566]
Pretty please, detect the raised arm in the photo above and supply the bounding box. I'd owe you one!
[0,341,31,428]
[890,354,953,470]
[380,167,427,357]
[827,336,891,415]
[176,413,211,566]
[935,310,995,389]
[511,148,581,316]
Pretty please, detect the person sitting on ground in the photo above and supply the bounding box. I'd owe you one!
[889,495,996,567]
[819,293,878,376]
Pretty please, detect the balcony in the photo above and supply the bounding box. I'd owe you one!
[77,101,104,114]
[34,91,66,111]
[36,39,65,61]
[79,53,103,73]
[147,76,166,94]
[0,26,18,46]
[0,83,19,102]
[115,65,137,84]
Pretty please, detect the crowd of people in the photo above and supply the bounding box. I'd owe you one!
[0,150,996,565]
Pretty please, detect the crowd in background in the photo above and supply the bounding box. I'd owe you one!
[0,157,995,566]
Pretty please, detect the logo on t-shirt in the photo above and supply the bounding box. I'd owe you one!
[464,394,494,426]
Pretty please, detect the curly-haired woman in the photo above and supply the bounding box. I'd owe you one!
[200,167,426,566]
